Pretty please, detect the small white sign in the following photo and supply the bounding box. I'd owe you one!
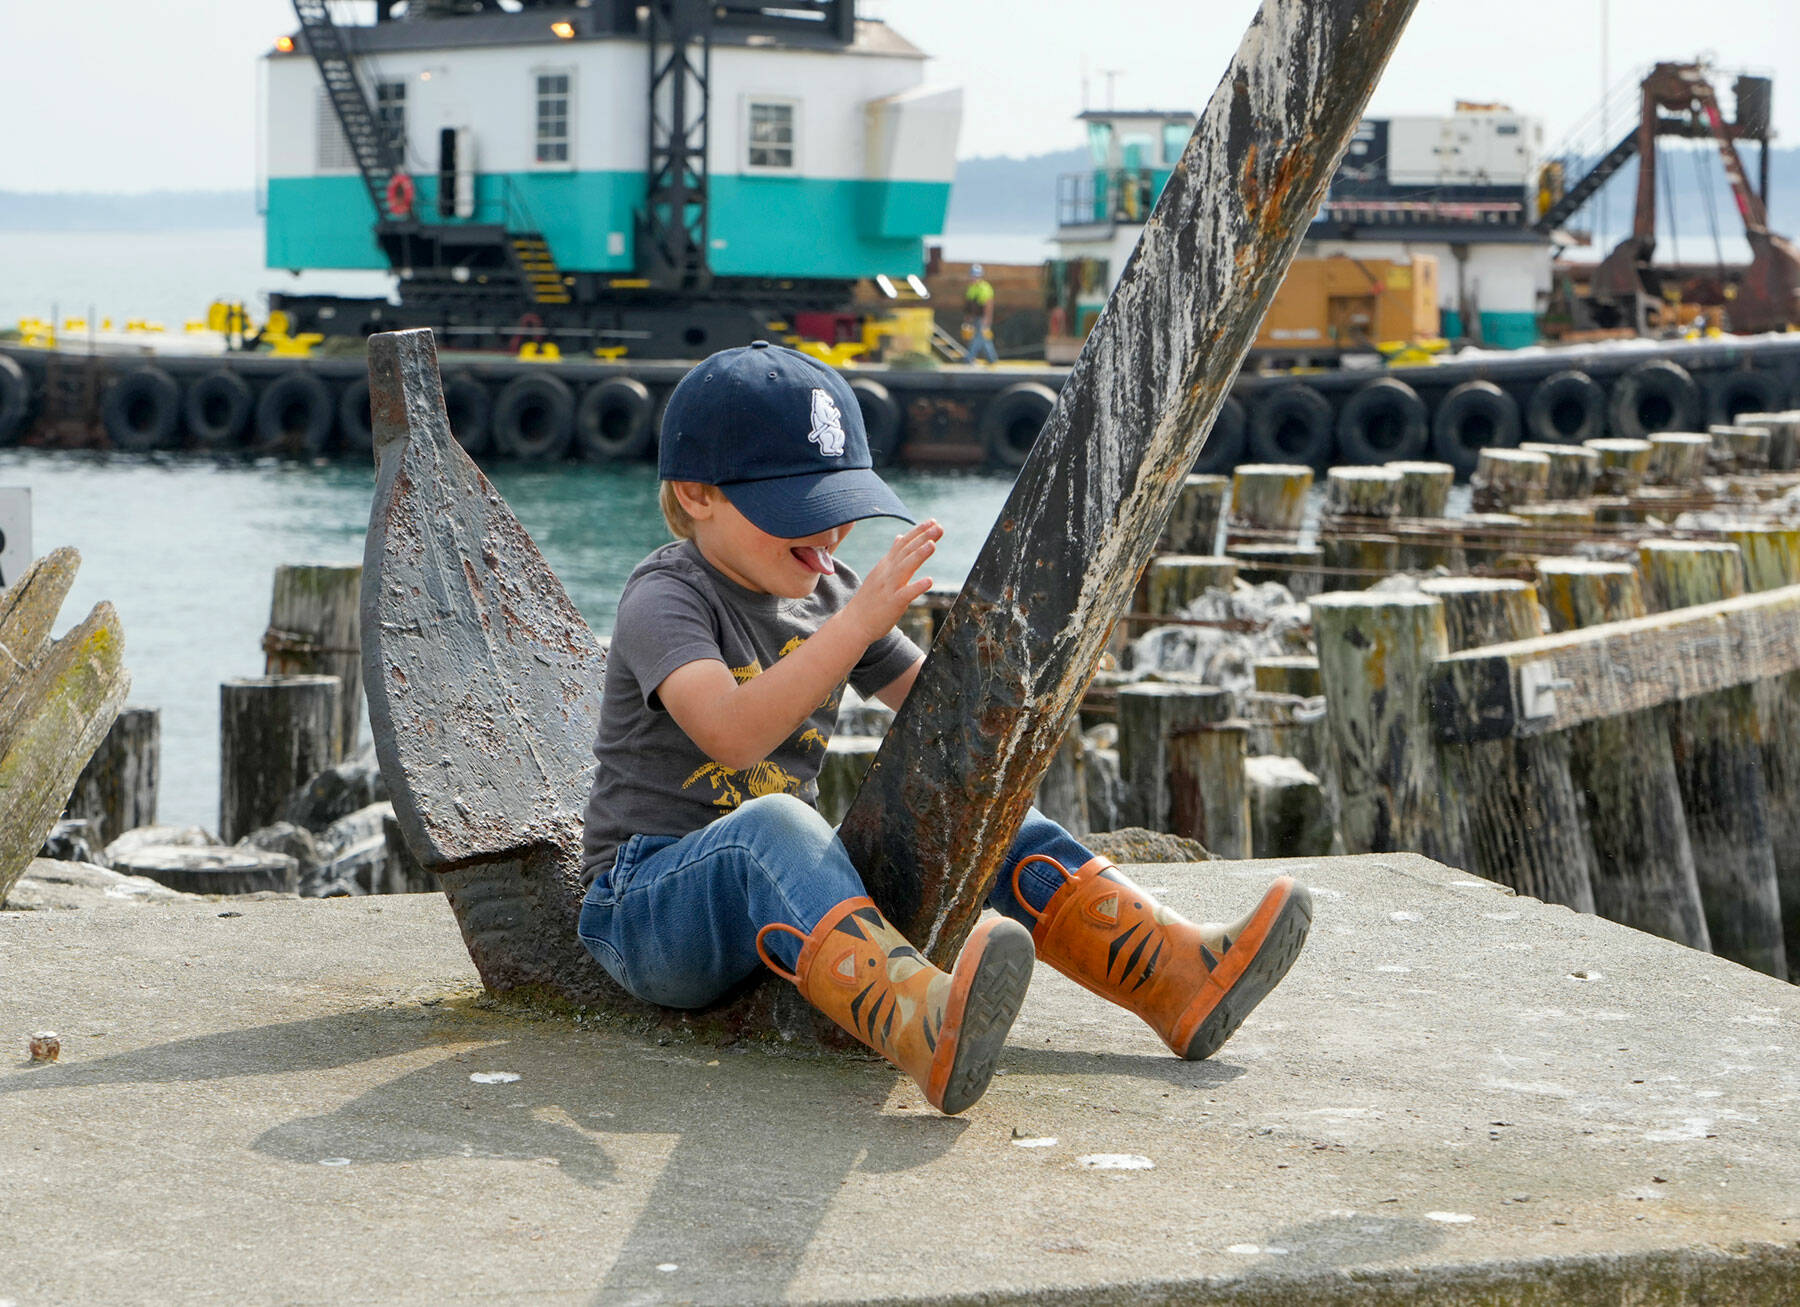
[0,488,30,589]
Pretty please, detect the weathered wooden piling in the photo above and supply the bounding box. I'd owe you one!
[1532,559,1709,947]
[1034,724,1091,838]
[1141,555,1238,617]
[1232,544,1326,598]
[1519,442,1600,501]
[1116,682,1232,833]
[219,674,343,844]
[65,706,159,845]
[1312,591,1464,863]
[1161,474,1230,555]
[1470,449,1550,512]
[1169,714,1251,859]
[817,735,879,826]
[1388,460,1457,570]
[264,564,363,760]
[1585,437,1653,494]
[1245,654,1336,830]
[1637,540,1786,978]
[1245,755,1332,858]
[1226,464,1313,546]
[1708,425,1772,474]
[1456,512,1528,572]
[1718,525,1800,967]
[1418,577,1597,911]
[1318,466,1401,588]
[1735,411,1800,471]
[1645,432,1712,487]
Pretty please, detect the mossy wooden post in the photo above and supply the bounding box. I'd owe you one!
[1533,558,1708,947]
[0,547,131,905]
[1168,715,1251,858]
[264,564,363,760]
[219,674,343,844]
[1116,682,1232,834]
[817,735,880,826]
[1418,577,1597,912]
[1457,512,1528,573]
[1720,524,1800,967]
[1646,433,1712,486]
[65,706,159,844]
[1389,460,1457,571]
[1319,466,1400,589]
[1638,540,1786,978]
[1735,411,1800,471]
[1312,591,1463,863]
[1226,464,1312,547]
[1470,449,1550,512]
[1232,544,1325,598]
[1142,555,1238,617]
[1034,722,1091,838]
[1248,654,1336,830]
[1585,437,1653,494]
[1161,474,1230,555]
[1520,443,1600,501]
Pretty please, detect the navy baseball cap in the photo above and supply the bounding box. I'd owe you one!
[659,341,915,538]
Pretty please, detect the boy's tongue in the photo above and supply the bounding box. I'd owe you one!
[791,546,834,575]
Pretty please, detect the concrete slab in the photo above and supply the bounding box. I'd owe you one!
[2,854,1798,1306]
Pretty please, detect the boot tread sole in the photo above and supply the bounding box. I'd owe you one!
[1182,882,1313,1061]
[938,923,1035,1115]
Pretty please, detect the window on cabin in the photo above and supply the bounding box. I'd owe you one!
[376,80,407,158]
[747,100,796,171]
[535,72,572,164]
[1161,122,1188,166]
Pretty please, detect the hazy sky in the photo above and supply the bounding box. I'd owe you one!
[3,0,1795,192]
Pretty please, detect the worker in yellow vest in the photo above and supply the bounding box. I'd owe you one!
[963,265,998,365]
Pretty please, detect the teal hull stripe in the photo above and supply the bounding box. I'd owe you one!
[265,172,950,280]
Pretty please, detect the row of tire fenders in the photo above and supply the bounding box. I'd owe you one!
[0,351,1788,471]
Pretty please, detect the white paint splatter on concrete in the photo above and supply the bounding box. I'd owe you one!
[1389,911,1422,923]
[1012,1136,1059,1148]
[1077,1153,1155,1170]
[470,1071,521,1084]
[318,1157,351,1166]
[1425,1212,1475,1223]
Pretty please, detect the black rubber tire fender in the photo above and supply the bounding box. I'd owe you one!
[1248,383,1334,467]
[849,378,904,467]
[443,373,494,456]
[492,372,576,462]
[253,369,334,457]
[0,354,32,446]
[184,369,254,451]
[1704,367,1784,427]
[1525,369,1606,444]
[101,365,182,452]
[979,382,1057,469]
[337,376,375,457]
[1336,377,1430,464]
[1193,395,1247,474]
[1429,379,1521,476]
[576,376,655,463]
[1609,358,1699,439]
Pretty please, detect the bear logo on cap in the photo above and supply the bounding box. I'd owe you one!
[808,388,846,458]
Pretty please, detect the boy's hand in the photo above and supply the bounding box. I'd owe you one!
[842,519,942,645]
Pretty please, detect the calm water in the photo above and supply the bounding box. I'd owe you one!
[3,448,1016,831]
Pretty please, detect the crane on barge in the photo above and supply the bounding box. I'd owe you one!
[275,0,937,359]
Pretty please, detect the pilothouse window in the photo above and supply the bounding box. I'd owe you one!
[376,80,407,157]
[747,100,796,171]
[535,72,572,164]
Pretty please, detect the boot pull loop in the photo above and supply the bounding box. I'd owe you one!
[756,922,807,983]
[1010,854,1076,923]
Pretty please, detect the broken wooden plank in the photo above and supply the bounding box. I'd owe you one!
[0,552,130,905]
[1431,583,1800,744]
[839,0,1422,961]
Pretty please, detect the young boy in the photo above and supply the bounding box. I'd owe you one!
[578,341,1311,1115]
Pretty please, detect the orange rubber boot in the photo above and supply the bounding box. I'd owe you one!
[758,898,1035,1115]
[1013,856,1311,1060]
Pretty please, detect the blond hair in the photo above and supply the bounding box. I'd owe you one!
[659,480,698,540]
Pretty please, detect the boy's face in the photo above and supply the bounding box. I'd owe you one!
[676,483,853,598]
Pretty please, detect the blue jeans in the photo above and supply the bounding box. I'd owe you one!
[965,325,998,364]
[577,793,1094,1010]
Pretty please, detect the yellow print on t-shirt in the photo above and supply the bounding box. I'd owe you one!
[683,759,804,809]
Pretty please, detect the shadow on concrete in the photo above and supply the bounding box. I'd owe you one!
[1000,1043,1250,1087]
[1253,1213,1448,1269]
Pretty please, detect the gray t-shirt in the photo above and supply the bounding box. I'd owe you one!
[580,539,920,884]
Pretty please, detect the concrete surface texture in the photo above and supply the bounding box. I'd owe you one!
[3,853,1798,1306]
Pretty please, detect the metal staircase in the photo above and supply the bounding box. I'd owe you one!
[510,236,571,305]
[1533,130,1639,235]
[290,0,404,220]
